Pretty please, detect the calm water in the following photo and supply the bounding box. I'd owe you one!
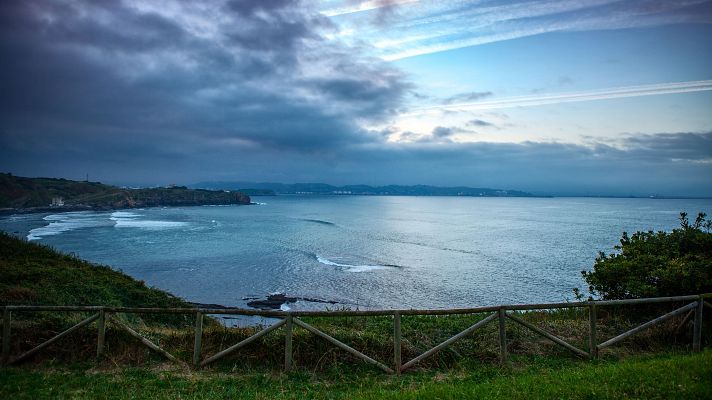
[2,196,710,311]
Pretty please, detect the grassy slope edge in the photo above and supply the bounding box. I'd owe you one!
[0,231,192,326]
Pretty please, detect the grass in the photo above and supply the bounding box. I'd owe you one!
[1,350,710,399]
[0,231,194,327]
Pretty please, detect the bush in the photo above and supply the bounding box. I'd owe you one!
[577,212,712,300]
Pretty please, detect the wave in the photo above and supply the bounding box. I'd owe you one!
[301,218,336,226]
[110,210,187,229]
[27,210,188,240]
[28,212,112,241]
[109,211,142,219]
[315,254,400,273]
[370,233,484,256]
[113,219,187,229]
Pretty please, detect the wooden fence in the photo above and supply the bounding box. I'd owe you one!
[2,293,710,374]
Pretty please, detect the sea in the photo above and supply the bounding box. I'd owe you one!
[2,196,710,314]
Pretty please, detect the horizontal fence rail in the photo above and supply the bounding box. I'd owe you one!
[1,293,709,373]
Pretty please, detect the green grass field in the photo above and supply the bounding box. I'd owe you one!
[1,350,710,399]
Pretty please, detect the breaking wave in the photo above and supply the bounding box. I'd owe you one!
[301,218,336,226]
[315,254,400,273]
[27,212,112,241]
[110,211,187,229]
[26,210,188,240]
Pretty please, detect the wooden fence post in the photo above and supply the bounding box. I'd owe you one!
[2,308,10,365]
[394,311,401,375]
[193,311,203,367]
[284,314,293,372]
[96,309,106,360]
[498,308,507,364]
[588,303,598,359]
[693,296,704,352]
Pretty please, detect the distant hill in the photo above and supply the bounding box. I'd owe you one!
[0,173,251,212]
[191,181,537,197]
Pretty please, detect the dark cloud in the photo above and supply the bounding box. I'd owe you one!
[0,0,408,155]
[225,0,293,16]
[333,132,712,196]
[442,91,493,104]
[404,126,477,144]
[363,0,410,26]
[4,130,710,196]
[467,119,494,128]
[187,125,683,198]
[432,126,455,138]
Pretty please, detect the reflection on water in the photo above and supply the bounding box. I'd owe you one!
[2,196,709,311]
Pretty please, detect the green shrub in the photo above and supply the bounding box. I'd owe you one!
[578,212,712,300]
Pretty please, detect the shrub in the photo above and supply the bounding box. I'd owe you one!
[577,212,712,300]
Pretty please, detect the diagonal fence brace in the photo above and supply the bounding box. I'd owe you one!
[675,309,695,335]
[506,313,588,358]
[401,313,497,372]
[201,318,286,367]
[109,315,186,366]
[10,312,100,365]
[598,302,698,350]
[293,318,394,374]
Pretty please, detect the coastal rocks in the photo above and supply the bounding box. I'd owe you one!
[245,293,338,310]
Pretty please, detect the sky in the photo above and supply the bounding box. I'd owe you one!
[1,0,711,196]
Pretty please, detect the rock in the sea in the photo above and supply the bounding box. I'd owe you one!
[246,293,338,310]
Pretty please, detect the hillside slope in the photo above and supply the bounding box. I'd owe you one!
[0,232,192,325]
[0,173,250,210]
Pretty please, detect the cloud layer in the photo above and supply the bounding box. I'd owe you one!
[0,0,409,153]
[1,0,711,196]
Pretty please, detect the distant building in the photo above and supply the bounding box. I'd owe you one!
[50,197,64,207]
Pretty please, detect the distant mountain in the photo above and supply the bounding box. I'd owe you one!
[0,173,251,213]
[191,181,538,197]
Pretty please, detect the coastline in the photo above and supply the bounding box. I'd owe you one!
[0,201,255,217]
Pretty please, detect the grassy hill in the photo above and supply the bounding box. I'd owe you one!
[0,231,192,326]
[0,173,250,211]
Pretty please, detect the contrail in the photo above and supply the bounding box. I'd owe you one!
[407,80,712,114]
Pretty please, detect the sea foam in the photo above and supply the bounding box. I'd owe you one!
[26,210,188,240]
[315,254,390,273]
[110,210,187,229]
[27,212,112,240]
